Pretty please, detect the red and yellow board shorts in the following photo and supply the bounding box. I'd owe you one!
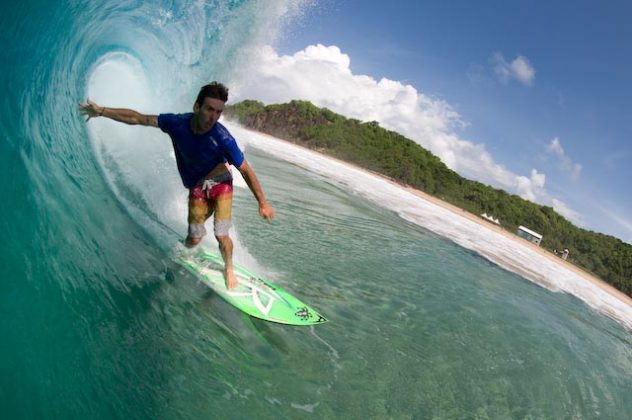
[187,172,233,239]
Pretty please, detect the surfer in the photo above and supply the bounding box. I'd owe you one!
[79,82,275,289]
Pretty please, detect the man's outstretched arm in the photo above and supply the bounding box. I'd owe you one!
[79,98,158,127]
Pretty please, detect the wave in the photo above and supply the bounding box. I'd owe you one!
[0,0,309,299]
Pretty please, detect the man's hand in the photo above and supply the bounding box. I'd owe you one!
[259,202,275,221]
[79,98,103,121]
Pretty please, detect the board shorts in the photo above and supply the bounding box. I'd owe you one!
[188,171,233,239]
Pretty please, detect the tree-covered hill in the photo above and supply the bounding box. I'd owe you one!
[225,99,632,296]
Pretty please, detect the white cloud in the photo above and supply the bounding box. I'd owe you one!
[511,169,545,202]
[546,137,582,181]
[609,215,632,244]
[491,53,535,86]
[230,44,574,211]
[551,198,584,225]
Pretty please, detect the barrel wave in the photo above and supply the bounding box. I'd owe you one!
[0,1,308,417]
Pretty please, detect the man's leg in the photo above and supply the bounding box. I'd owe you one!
[209,181,237,289]
[184,236,202,247]
[216,235,237,289]
[186,187,208,248]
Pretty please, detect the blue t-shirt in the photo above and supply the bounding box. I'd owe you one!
[158,113,245,188]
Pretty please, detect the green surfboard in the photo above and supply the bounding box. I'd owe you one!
[177,249,327,326]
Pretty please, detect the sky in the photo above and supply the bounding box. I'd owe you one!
[231,0,632,244]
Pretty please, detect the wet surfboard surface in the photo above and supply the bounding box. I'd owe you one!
[177,249,328,326]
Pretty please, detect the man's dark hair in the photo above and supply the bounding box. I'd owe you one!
[196,82,229,105]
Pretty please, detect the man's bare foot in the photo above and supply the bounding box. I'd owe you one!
[185,236,202,248]
[224,266,238,289]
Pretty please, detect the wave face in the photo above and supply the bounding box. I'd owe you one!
[1,1,631,418]
[0,0,301,291]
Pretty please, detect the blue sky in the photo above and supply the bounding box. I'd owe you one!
[234,0,632,243]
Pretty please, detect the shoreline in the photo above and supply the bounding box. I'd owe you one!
[399,183,632,308]
[230,122,632,320]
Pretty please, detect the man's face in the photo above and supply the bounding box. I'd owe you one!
[194,97,225,130]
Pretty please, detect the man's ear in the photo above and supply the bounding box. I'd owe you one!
[193,102,200,113]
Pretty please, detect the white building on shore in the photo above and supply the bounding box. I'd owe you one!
[517,225,543,246]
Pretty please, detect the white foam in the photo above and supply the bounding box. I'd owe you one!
[227,122,632,330]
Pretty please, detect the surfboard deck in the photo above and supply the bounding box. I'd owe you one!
[176,249,328,326]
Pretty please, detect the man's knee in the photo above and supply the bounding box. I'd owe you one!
[185,236,202,248]
[187,223,207,241]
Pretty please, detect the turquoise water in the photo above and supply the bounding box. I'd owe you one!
[1,1,631,418]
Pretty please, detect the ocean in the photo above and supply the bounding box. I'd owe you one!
[1,0,630,418]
